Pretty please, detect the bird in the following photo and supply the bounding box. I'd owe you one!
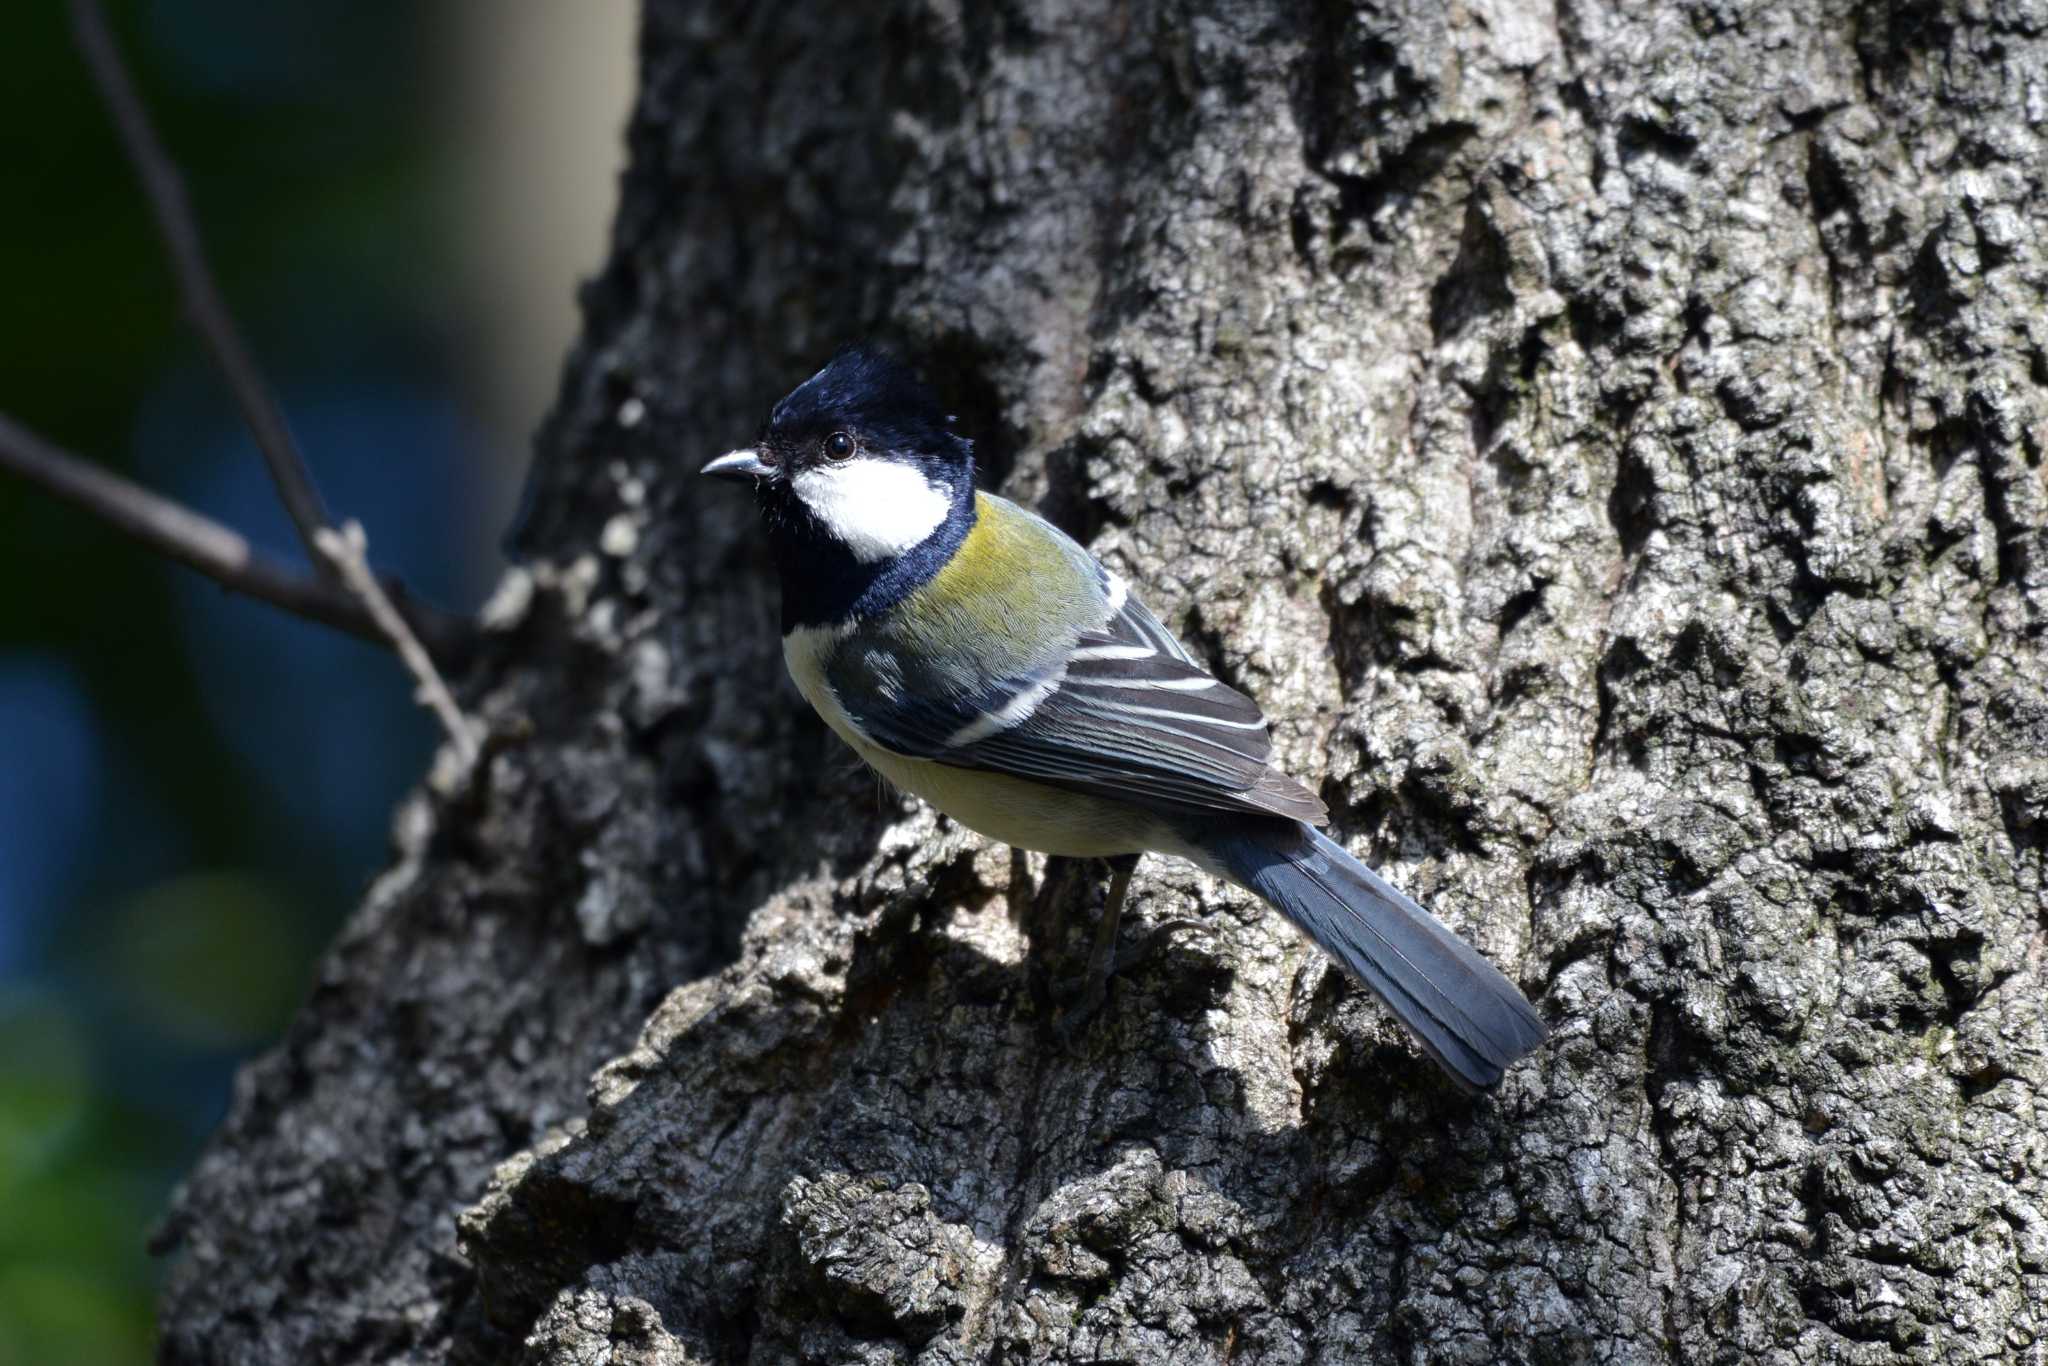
[701,344,1548,1090]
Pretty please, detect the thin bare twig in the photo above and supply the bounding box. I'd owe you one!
[315,521,480,767]
[44,0,482,676]
[0,414,475,658]
[69,0,336,572]
[0,412,379,642]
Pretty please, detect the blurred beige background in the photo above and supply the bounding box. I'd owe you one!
[442,0,637,538]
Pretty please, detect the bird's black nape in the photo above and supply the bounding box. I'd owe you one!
[766,344,973,473]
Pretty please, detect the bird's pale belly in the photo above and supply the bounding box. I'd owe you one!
[858,742,1159,858]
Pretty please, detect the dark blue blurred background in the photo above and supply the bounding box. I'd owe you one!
[0,3,630,1358]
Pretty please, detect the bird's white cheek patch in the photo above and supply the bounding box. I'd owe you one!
[790,460,951,563]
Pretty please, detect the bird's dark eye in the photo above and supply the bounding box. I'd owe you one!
[823,431,855,461]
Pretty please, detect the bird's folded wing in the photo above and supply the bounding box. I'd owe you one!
[831,596,1327,823]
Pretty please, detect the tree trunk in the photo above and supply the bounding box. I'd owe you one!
[156,0,2048,1361]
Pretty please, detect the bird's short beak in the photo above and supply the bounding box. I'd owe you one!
[700,448,775,480]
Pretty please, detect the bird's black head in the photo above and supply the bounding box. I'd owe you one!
[702,345,979,629]
[764,344,971,477]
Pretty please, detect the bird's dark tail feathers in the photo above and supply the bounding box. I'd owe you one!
[1191,821,1548,1091]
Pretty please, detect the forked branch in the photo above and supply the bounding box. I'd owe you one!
[0,1,483,747]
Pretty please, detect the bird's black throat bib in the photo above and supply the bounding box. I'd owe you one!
[764,478,978,632]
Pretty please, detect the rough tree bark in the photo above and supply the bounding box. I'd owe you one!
[155,0,2048,1362]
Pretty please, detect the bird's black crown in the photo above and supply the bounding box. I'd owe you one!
[764,344,973,473]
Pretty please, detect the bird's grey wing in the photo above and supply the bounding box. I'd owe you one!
[829,594,1328,824]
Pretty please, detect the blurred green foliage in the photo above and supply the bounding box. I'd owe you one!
[0,992,152,1366]
[0,3,497,1360]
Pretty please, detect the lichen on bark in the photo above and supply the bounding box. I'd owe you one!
[158,0,2048,1362]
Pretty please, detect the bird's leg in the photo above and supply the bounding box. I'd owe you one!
[1025,854,1082,943]
[1082,854,1139,995]
[1053,853,1142,1039]
[1007,846,1034,924]
[1024,855,1084,1019]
